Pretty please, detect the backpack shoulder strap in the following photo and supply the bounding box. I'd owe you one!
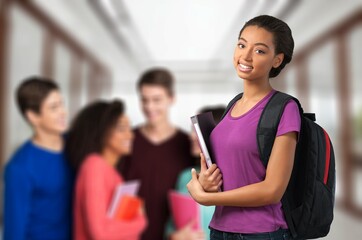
[220,93,243,120]
[257,91,303,167]
[220,91,305,168]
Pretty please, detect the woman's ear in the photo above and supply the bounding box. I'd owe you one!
[273,53,284,68]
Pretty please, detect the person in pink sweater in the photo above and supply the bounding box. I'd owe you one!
[65,100,147,240]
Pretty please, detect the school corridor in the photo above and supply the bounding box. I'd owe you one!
[1,0,362,239]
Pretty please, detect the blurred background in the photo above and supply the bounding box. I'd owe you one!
[0,0,361,239]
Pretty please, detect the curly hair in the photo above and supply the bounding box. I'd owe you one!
[65,100,125,170]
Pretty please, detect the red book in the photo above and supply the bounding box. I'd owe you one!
[115,195,143,220]
[107,180,141,219]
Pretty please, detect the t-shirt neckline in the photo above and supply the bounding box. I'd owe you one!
[228,90,276,120]
[28,140,63,155]
[137,127,180,147]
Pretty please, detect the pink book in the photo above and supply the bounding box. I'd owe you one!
[168,190,201,230]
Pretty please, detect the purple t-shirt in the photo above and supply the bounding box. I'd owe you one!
[209,90,301,234]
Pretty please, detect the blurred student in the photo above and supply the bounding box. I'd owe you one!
[3,77,73,240]
[167,106,225,240]
[66,100,147,240]
[118,68,194,240]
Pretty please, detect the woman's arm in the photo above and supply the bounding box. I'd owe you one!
[187,132,297,207]
[80,159,147,240]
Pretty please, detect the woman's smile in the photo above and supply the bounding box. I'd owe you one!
[238,63,254,73]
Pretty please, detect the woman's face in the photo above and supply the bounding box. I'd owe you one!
[105,115,134,156]
[233,25,284,82]
[139,84,174,125]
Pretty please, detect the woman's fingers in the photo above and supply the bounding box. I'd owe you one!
[198,159,222,192]
[206,164,217,175]
[200,153,207,172]
[211,168,221,178]
[215,173,222,182]
[191,168,198,180]
[208,168,222,184]
[194,231,205,240]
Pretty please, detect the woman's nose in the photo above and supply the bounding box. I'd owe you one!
[242,47,253,62]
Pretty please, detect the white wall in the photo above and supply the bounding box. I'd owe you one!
[5,7,43,161]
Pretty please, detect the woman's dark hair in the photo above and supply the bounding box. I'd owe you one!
[65,99,125,170]
[137,67,174,96]
[16,76,59,119]
[239,15,294,78]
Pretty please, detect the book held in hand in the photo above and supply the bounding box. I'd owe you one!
[168,190,201,230]
[107,180,141,220]
[190,111,216,168]
[115,195,143,220]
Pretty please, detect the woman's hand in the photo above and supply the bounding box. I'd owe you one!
[198,153,222,192]
[139,201,146,216]
[187,168,207,204]
[170,219,205,240]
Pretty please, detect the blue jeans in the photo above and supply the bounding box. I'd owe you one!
[210,228,291,240]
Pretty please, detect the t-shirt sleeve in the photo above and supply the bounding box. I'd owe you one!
[276,100,301,137]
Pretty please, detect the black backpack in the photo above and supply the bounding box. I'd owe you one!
[221,91,336,239]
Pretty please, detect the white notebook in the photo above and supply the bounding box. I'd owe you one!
[190,112,216,168]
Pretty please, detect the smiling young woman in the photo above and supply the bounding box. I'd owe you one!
[187,15,300,240]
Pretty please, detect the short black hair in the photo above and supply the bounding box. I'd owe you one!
[137,68,174,96]
[16,76,59,119]
[239,15,294,78]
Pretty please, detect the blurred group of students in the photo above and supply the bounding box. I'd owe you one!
[3,68,225,240]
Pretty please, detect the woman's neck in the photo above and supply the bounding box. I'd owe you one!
[101,148,119,167]
[242,77,273,101]
[32,130,63,151]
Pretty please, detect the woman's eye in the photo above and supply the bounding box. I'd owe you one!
[256,49,265,54]
[49,104,59,111]
[237,43,245,49]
